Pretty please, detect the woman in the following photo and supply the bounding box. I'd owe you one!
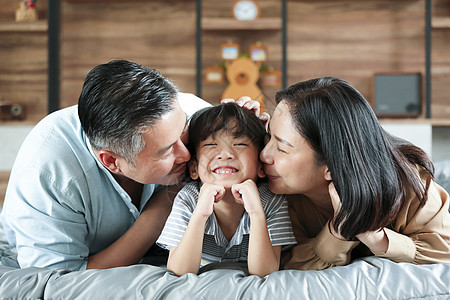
[260,77,450,270]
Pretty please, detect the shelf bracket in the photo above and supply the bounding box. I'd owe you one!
[196,0,202,97]
[48,0,60,114]
[425,0,431,119]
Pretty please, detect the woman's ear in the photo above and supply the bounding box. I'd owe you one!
[257,162,266,179]
[188,159,199,180]
[324,166,332,181]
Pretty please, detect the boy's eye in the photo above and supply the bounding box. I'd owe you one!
[234,143,248,146]
[203,143,217,147]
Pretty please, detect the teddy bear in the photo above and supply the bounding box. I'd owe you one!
[221,57,266,112]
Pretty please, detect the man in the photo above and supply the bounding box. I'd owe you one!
[1,60,211,271]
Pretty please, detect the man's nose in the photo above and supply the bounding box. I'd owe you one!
[174,140,191,163]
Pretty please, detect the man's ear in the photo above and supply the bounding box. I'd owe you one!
[188,159,199,180]
[257,162,266,179]
[97,149,121,174]
[324,166,332,181]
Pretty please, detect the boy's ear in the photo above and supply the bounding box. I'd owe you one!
[188,159,199,180]
[257,162,266,179]
[97,149,121,174]
[324,166,332,181]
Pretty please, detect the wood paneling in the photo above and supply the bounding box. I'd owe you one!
[431,0,450,119]
[0,0,449,120]
[1,0,449,203]
[0,0,48,124]
[286,0,426,113]
[60,0,197,109]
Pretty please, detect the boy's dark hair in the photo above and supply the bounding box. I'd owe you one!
[188,102,266,159]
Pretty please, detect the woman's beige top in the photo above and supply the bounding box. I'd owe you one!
[281,170,450,270]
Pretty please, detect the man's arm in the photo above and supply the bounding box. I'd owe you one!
[86,185,178,269]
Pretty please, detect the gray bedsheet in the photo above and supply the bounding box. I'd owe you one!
[1,256,450,299]
[1,220,449,299]
[1,162,450,299]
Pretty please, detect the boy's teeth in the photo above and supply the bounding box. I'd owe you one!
[214,167,237,174]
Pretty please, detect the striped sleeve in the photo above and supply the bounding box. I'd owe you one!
[259,183,297,247]
[156,184,198,250]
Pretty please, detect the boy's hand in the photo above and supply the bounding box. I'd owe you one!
[194,183,225,219]
[231,179,263,215]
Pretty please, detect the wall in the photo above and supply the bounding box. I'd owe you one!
[60,0,197,109]
[1,0,450,204]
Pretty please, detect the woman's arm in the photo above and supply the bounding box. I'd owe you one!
[282,194,360,271]
[371,180,450,264]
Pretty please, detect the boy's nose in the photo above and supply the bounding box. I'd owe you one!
[216,146,235,160]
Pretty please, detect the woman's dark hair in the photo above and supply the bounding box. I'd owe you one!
[188,102,266,159]
[78,60,178,165]
[276,77,434,240]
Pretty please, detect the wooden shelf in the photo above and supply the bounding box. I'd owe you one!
[202,17,282,30]
[432,17,450,28]
[0,120,38,126]
[0,20,47,32]
[379,118,450,126]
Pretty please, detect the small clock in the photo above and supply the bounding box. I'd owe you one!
[233,0,260,21]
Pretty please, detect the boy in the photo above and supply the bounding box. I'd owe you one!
[157,103,296,277]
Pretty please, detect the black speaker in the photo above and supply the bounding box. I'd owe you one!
[371,73,422,118]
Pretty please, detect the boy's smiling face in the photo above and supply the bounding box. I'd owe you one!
[189,129,265,189]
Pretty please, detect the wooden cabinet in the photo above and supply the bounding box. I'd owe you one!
[196,0,286,113]
[430,0,450,120]
[0,0,49,125]
[431,0,450,29]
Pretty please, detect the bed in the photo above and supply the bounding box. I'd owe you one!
[1,162,450,299]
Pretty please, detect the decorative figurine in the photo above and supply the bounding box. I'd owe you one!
[222,57,266,112]
[16,0,38,22]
